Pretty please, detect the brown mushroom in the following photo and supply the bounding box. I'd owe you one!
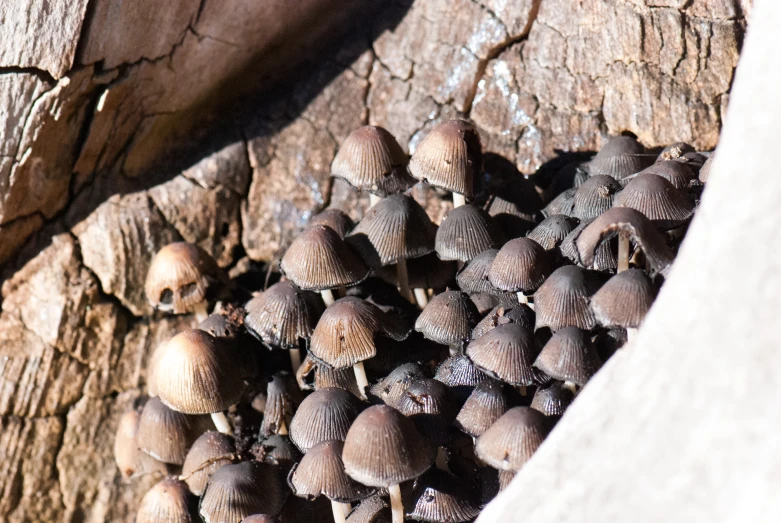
[475,407,551,472]
[200,461,286,522]
[289,388,365,452]
[414,290,480,354]
[488,237,551,307]
[136,477,197,523]
[180,431,235,496]
[435,204,502,262]
[590,268,657,341]
[533,327,602,391]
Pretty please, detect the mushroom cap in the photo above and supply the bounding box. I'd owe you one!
[347,495,392,523]
[312,360,362,397]
[181,431,235,496]
[331,125,414,197]
[241,516,279,523]
[414,290,480,347]
[258,434,302,471]
[433,354,490,403]
[280,225,369,291]
[466,323,545,386]
[145,242,225,315]
[244,281,324,349]
[614,172,695,229]
[560,217,617,270]
[637,160,695,190]
[309,208,355,239]
[526,214,579,251]
[198,312,241,339]
[475,406,551,472]
[289,388,365,452]
[137,477,196,523]
[542,188,576,218]
[369,363,428,407]
[153,329,247,415]
[137,397,195,465]
[534,265,605,331]
[402,468,481,523]
[392,378,458,446]
[472,304,535,340]
[310,296,408,369]
[586,136,653,179]
[409,119,482,197]
[375,252,457,290]
[530,381,575,417]
[533,326,602,386]
[200,461,286,522]
[288,440,374,502]
[488,237,551,294]
[456,249,499,294]
[571,175,621,220]
[455,379,510,437]
[591,268,657,329]
[435,204,502,262]
[342,405,434,487]
[347,194,437,267]
[114,409,141,479]
[260,372,304,437]
[657,141,695,161]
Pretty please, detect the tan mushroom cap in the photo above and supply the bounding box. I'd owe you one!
[591,268,657,329]
[488,237,551,294]
[466,323,545,387]
[289,388,365,452]
[260,372,303,437]
[472,303,535,340]
[288,440,374,502]
[136,477,196,523]
[435,204,502,262]
[200,461,286,522]
[559,217,617,270]
[533,326,602,386]
[369,363,428,407]
[181,431,235,496]
[613,172,695,229]
[542,188,576,218]
[475,406,551,472]
[114,408,141,478]
[137,397,196,465]
[433,354,490,403]
[244,281,324,349]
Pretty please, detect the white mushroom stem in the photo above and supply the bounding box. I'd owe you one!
[413,288,429,309]
[388,483,404,523]
[193,301,209,323]
[369,193,382,207]
[331,501,351,523]
[353,361,369,399]
[618,234,630,273]
[563,381,578,394]
[396,258,414,303]
[453,192,466,208]
[210,411,233,436]
[321,289,336,307]
[289,348,302,373]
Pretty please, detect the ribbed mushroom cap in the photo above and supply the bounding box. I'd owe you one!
[280,225,369,291]
[375,252,457,289]
[369,363,428,407]
[137,397,195,465]
[244,281,323,349]
[560,217,617,270]
[414,290,480,347]
[258,435,302,472]
[466,323,544,387]
[456,249,499,294]
[115,409,141,478]
[575,207,675,276]
[182,431,235,496]
[455,379,509,437]
[591,268,657,329]
[614,172,695,229]
[435,204,502,262]
[637,160,695,190]
[434,354,490,403]
[342,405,434,487]
[313,361,362,396]
[531,381,575,416]
[586,135,653,179]
[472,304,535,340]
[402,468,481,523]
[154,329,246,415]
[533,327,602,386]
[571,175,621,220]
[699,152,715,183]
[409,119,482,197]
[260,372,304,437]
[488,238,551,294]
[332,125,413,197]
[310,296,408,369]
[309,208,355,239]
[241,516,279,523]
[392,378,458,447]
[534,265,605,331]
[289,388,365,452]
[347,495,392,523]
[288,440,374,502]
[542,188,575,218]
[475,407,551,472]
[137,477,196,523]
[527,215,579,251]
[145,242,225,314]
[347,194,437,268]
[200,461,286,522]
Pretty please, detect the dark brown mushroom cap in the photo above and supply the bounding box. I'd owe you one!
[342,405,435,487]
[289,388,365,452]
[198,312,241,339]
[182,431,235,496]
[591,268,657,329]
[409,119,482,197]
[347,495,392,523]
[456,249,499,294]
[657,141,695,161]
[435,204,502,262]
[533,327,602,386]
[454,379,510,437]
[560,217,617,270]
[200,461,286,522]
[137,397,195,465]
[414,290,480,347]
[472,304,535,340]
[574,207,675,276]
[527,215,579,251]
[614,172,695,229]
[375,252,457,289]
[485,195,537,238]
[331,125,414,197]
[288,440,374,502]
[241,516,279,523]
[260,372,304,437]
[488,238,551,294]
[154,329,247,415]
[402,468,481,523]
[137,477,196,523]
[433,354,490,403]
[571,175,621,220]
[310,296,408,369]
[258,435,302,471]
[145,242,225,314]
[699,152,715,183]
[309,208,355,239]
[542,188,575,218]
[637,160,695,190]
[466,323,545,387]
[114,409,141,478]
[280,225,369,291]
[475,406,551,472]
[244,281,324,349]
[369,363,428,407]
[531,381,575,417]
[392,378,458,447]
[347,194,437,268]
[534,265,605,331]
[586,135,653,179]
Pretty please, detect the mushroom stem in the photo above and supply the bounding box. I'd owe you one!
[278,419,289,435]
[321,289,336,307]
[210,411,233,436]
[563,381,578,394]
[331,501,351,522]
[388,483,404,523]
[413,288,429,309]
[452,192,466,208]
[618,234,630,273]
[193,301,209,322]
[627,327,638,344]
[396,258,414,303]
[289,348,302,373]
[352,361,370,399]
[369,193,382,207]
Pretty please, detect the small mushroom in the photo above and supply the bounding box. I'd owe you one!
[471,304,535,340]
[258,434,302,474]
[392,378,458,455]
[114,408,142,478]
[590,268,657,341]
[635,160,696,190]
[534,265,605,331]
[137,397,196,465]
[613,172,695,230]
[433,354,490,404]
[585,135,654,180]
[542,188,576,218]
[530,381,575,417]
[657,141,695,162]
[369,363,428,407]
[526,214,579,251]
[466,323,545,393]
[560,217,617,270]
[136,477,197,523]
[289,388,365,452]
[571,174,621,220]
[533,327,602,391]
[475,407,551,472]
[180,431,235,496]
[454,379,510,438]
[310,208,355,239]
[260,372,303,437]
[488,237,551,307]
[456,249,499,295]
[200,461,286,522]
[435,205,502,262]
[415,290,480,355]
[402,468,481,523]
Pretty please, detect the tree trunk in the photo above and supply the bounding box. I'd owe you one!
[0,0,749,521]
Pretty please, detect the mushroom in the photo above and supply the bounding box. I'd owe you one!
[454,379,510,438]
[369,363,428,407]
[435,204,502,263]
[136,397,197,465]
[114,408,142,478]
[331,125,414,207]
[145,242,227,321]
[534,265,606,331]
[199,461,286,522]
[414,290,481,355]
[342,405,435,523]
[296,353,363,396]
[530,381,575,417]
[488,237,551,307]
[180,431,235,496]
[402,468,481,523]
[466,323,545,394]
[571,174,622,220]
[456,249,499,295]
[560,217,617,270]
[526,214,579,251]
[309,208,355,238]
[590,268,657,341]
[657,141,695,162]
[474,406,551,472]
[137,477,197,523]
[471,304,535,340]
[280,224,369,306]
[288,440,374,523]
[585,135,654,180]
[409,119,483,207]
[635,160,696,190]
[289,388,365,452]
[257,434,302,474]
[433,354,490,404]
[346,495,391,523]
[260,372,303,437]
[613,172,695,231]
[533,327,602,392]
[542,188,576,218]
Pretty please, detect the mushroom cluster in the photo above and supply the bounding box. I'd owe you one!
[118,124,704,522]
